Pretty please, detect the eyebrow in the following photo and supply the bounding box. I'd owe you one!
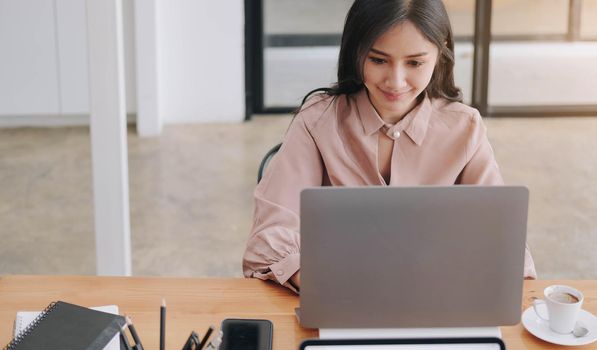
[370,48,429,58]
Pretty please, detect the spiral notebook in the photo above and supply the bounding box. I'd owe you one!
[4,301,126,350]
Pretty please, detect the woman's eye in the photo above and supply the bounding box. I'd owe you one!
[408,60,424,67]
[369,57,386,64]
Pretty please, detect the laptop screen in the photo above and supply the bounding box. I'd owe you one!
[300,338,506,350]
[303,344,501,350]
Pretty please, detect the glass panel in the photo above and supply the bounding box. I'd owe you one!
[489,42,597,106]
[264,46,339,107]
[453,42,474,105]
[445,0,475,105]
[444,0,475,37]
[581,0,597,38]
[489,1,597,106]
[491,0,568,37]
[263,0,476,108]
[264,0,351,35]
[263,0,348,108]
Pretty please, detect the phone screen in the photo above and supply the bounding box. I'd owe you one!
[219,318,273,350]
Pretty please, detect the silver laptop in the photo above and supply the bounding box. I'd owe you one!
[298,186,529,329]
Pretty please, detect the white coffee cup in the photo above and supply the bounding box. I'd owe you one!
[532,285,584,334]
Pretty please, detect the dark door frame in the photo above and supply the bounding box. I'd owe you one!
[244,0,262,120]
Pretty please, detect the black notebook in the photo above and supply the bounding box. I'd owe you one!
[4,301,126,350]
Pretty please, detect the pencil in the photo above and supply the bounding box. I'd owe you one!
[198,325,214,349]
[160,298,166,350]
[125,315,144,350]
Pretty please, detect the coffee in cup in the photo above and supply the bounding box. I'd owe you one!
[533,285,584,334]
[548,292,580,304]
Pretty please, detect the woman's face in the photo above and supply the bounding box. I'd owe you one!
[363,20,439,122]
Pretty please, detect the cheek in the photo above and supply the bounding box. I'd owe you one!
[411,65,436,88]
[363,63,384,84]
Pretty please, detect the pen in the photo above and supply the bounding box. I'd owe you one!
[198,325,214,349]
[120,323,133,350]
[160,298,166,350]
[125,315,144,350]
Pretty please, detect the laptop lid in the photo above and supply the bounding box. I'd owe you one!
[299,186,528,328]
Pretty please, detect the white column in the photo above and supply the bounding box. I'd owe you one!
[134,0,162,136]
[86,0,132,275]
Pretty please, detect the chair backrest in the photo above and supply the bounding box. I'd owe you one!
[257,143,282,183]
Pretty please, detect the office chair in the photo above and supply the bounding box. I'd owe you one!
[256,90,328,183]
[257,143,282,183]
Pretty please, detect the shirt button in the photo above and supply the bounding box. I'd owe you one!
[276,270,284,276]
[393,131,401,139]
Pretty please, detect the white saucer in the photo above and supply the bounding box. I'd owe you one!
[522,305,597,346]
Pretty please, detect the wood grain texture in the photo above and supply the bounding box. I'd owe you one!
[0,276,595,349]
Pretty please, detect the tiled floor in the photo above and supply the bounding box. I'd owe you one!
[1,115,596,279]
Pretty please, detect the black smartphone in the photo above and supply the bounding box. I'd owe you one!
[219,318,273,350]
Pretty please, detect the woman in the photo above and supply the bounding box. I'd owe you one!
[243,0,537,293]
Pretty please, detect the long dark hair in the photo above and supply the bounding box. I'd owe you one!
[300,0,462,107]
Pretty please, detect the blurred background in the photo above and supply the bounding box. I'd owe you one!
[1,0,596,279]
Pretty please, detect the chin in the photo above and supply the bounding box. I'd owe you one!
[385,97,416,110]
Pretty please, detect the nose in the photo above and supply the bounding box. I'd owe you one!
[385,64,407,91]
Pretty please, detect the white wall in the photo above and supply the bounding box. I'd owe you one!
[0,0,60,115]
[156,0,245,123]
[56,0,90,114]
[0,0,246,125]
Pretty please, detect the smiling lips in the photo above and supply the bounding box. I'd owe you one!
[380,87,411,101]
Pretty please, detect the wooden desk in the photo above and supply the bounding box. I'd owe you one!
[0,276,595,349]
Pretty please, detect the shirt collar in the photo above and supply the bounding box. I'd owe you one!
[355,89,432,146]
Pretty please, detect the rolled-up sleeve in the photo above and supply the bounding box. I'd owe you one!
[460,111,538,279]
[242,111,324,291]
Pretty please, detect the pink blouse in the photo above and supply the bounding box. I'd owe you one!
[243,89,537,292]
